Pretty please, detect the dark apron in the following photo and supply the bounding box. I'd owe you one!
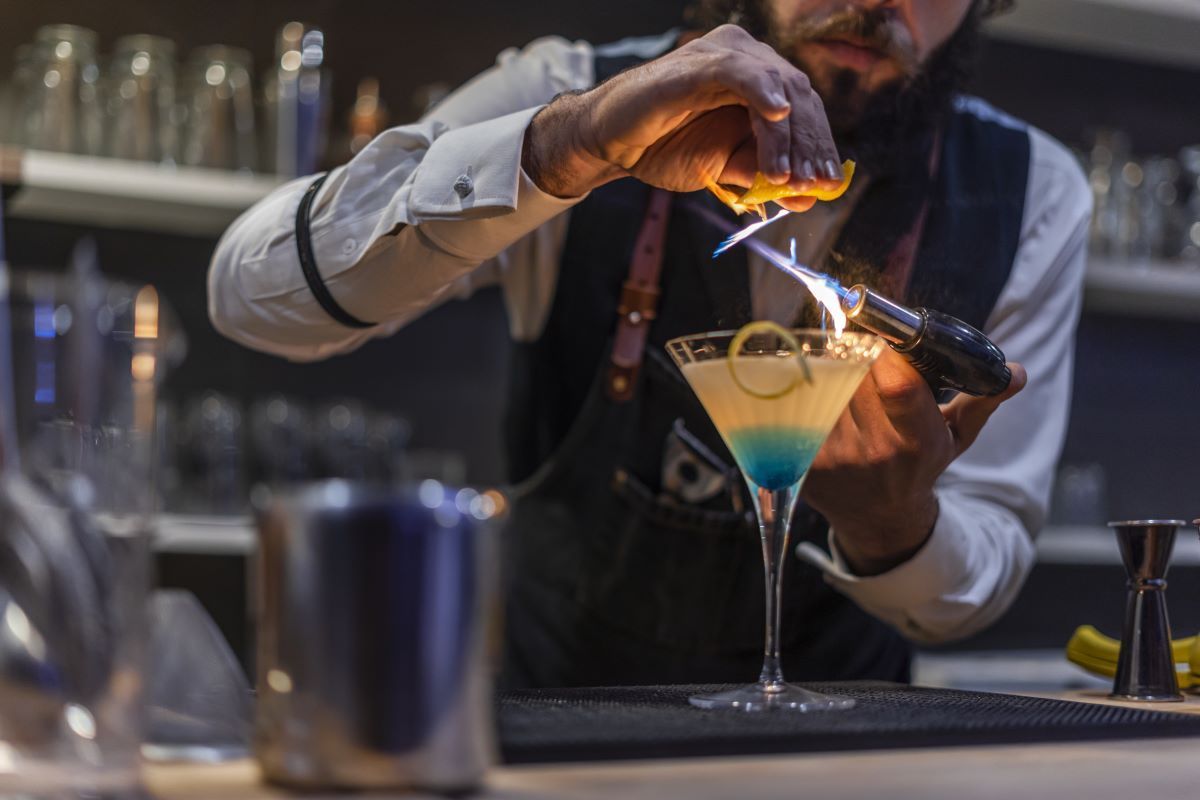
[497,42,1030,691]
[499,182,913,689]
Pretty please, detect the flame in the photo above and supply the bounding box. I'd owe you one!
[786,237,847,336]
[702,200,849,337]
[714,209,791,256]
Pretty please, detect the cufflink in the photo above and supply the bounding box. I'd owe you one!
[453,171,473,198]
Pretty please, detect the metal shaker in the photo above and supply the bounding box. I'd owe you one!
[253,480,501,791]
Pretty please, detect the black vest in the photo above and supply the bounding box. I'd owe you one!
[499,45,1030,689]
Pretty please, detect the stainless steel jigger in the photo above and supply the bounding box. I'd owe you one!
[1109,520,1187,701]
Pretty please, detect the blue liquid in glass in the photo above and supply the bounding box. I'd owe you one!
[727,426,826,491]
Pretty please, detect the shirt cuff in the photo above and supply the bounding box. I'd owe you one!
[795,498,977,640]
[409,106,584,262]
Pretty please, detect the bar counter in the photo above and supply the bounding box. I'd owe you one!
[147,690,1200,799]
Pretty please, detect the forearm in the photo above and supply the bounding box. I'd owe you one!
[522,92,622,199]
[829,492,939,576]
[208,35,597,360]
[799,490,1036,642]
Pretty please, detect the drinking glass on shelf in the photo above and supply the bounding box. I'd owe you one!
[366,411,411,482]
[181,46,256,171]
[312,399,370,481]
[177,391,245,514]
[1137,157,1182,262]
[263,22,330,177]
[248,395,311,486]
[1179,145,1200,265]
[1049,463,1109,527]
[1,45,34,145]
[105,35,178,163]
[20,24,103,154]
[1085,128,1131,258]
[1113,158,1148,263]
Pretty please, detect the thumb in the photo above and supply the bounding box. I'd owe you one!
[941,362,1027,457]
[777,196,818,213]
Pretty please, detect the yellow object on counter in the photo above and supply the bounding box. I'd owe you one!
[1065,625,1198,689]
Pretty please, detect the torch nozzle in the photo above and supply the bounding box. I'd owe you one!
[839,284,924,346]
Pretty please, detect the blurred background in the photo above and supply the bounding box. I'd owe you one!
[1,0,1198,683]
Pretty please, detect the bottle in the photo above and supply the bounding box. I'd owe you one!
[348,77,387,156]
[265,22,331,177]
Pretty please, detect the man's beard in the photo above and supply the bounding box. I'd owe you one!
[696,2,983,175]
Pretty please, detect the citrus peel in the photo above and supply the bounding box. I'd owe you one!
[739,159,856,205]
[727,320,814,399]
[704,160,856,215]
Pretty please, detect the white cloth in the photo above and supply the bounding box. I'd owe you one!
[207,35,1092,644]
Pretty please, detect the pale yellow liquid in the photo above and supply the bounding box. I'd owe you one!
[682,356,870,437]
[681,356,871,489]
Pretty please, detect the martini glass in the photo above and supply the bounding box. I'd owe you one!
[666,327,884,711]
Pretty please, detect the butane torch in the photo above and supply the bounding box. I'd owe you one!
[695,204,1012,397]
[838,283,1011,397]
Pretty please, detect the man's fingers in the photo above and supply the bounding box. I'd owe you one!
[869,349,940,441]
[846,370,901,445]
[811,403,863,470]
[804,91,843,181]
[712,55,791,121]
[942,362,1028,457]
[749,93,792,183]
[777,196,817,213]
[717,136,762,188]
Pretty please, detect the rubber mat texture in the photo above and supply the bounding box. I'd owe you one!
[498,682,1200,763]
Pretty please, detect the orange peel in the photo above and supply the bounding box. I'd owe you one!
[702,177,766,218]
[704,160,856,215]
[738,159,856,205]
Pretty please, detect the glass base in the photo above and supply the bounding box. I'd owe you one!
[689,682,856,712]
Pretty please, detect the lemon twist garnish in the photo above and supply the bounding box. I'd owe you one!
[727,321,814,399]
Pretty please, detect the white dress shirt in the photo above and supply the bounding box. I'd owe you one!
[208,34,1092,644]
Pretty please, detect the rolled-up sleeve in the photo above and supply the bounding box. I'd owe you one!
[207,36,593,361]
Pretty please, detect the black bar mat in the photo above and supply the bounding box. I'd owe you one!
[498,682,1200,764]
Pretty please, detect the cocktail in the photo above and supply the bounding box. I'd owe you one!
[666,323,884,711]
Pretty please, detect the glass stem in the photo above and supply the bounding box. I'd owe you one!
[751,482,801,691]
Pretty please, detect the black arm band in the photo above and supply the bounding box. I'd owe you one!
[295,173,375,329]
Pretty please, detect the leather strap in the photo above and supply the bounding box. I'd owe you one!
[606,188,672,402]
[296,173,375,329]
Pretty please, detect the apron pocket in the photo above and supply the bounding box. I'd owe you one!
[574,467,771,653]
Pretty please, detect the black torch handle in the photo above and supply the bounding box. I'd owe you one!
[892,309,1011,397]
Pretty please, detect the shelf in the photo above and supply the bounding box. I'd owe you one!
[1037,524,1200,566]
[4,146,1200,316]
[155,514,255,556]
[0,147,284,237]
[984,0,1200,70]
[1083,257,1200,321]
[150,514,1200,567]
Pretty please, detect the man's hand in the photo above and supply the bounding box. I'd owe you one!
[801,350,1028,576]
[522,24,842,206]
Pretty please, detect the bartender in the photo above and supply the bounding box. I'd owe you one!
[209,0,1089,687]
